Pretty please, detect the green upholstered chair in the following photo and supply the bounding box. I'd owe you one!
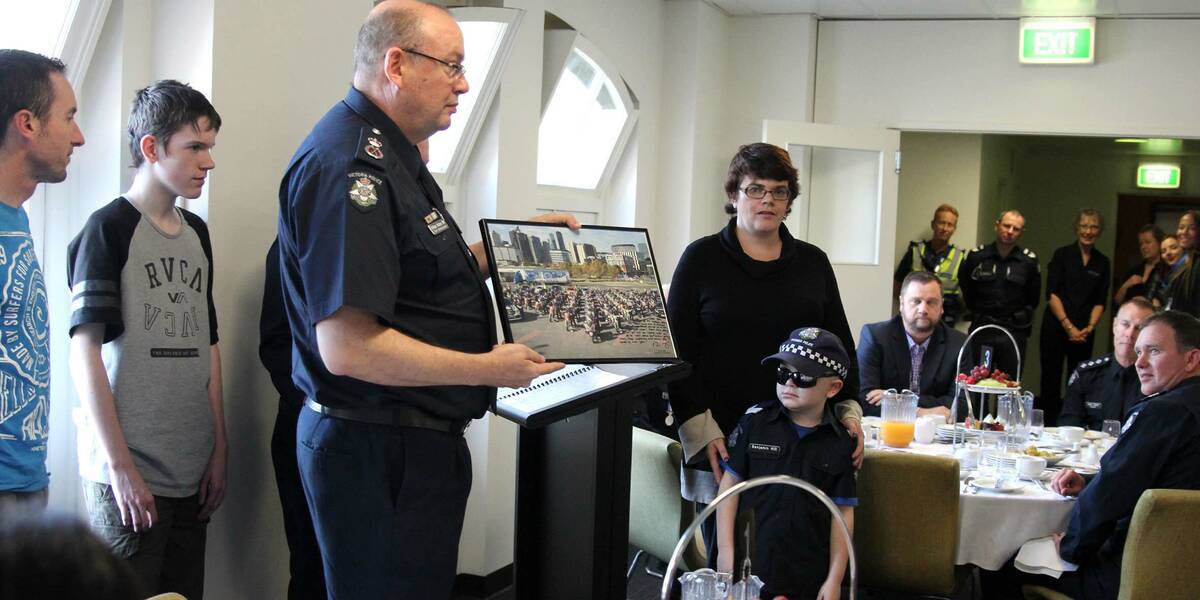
[628,427,706,579]
[855,449,963,597]
[1024,488,1200,600]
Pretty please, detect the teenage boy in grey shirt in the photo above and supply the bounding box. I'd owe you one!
[67,80,225,600]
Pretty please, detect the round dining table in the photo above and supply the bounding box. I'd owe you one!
[868,439,1079,570]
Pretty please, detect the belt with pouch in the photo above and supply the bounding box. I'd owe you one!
[304,397,469,435]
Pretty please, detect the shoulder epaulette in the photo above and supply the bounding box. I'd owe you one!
[1068,354,1110,386]
[354,126,387,164]
[744,404,764,415]
[1022,247,1037,260]
[973,244,985,252]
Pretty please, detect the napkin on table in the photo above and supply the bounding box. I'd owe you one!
[1014,536,1078,578]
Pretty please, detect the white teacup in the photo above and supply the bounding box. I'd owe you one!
[1078,445,1099,466]
[914,416,940,444]
[954,447,981,469]
[1058,426,1085,444]
[1016,455,1047,479]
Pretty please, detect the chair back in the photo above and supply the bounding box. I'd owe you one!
[1119,488,1200,600]
[854,449,959,595]
[629,427,705,572]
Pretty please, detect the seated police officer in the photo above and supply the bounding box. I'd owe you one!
[1059,296,1155,430]
[893,204,966,326]
[960,209,1040,379]
[859,271,967,418]
[1050,310,1200,598]
[277,2,573,597]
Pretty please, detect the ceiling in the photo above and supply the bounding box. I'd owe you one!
[705,0,1200,19]
[1003,135,1200,158]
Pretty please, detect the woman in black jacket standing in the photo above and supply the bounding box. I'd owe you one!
[666,143,864,558]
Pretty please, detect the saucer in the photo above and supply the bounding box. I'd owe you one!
[970,477,1023,493]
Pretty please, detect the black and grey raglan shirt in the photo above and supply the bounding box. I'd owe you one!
[67,197,219,497]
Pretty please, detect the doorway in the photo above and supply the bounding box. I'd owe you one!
[895,133,1200,402]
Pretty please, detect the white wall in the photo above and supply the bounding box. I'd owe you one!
[895,133,983,261]
[815,19,1200,138]
[205,1,370,597]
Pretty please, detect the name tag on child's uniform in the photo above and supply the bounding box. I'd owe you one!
[424,209,449,235]
[748,443,783,458]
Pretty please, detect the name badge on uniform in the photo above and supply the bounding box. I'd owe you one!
[748,443,783,458]
[424,209,449,235]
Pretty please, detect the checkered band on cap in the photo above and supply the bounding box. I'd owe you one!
[787,342,849,379]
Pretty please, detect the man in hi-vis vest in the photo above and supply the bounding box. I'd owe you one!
[894,204,965,326]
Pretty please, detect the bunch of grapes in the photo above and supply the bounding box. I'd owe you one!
[956,365,992,385]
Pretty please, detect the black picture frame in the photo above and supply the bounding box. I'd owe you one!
[479,218,678,363]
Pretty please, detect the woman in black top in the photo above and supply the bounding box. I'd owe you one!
[1165,210,1200,315]
[666,143,863,555]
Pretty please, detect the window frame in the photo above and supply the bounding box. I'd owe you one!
[536,33,639,193]
[432,6,523,181]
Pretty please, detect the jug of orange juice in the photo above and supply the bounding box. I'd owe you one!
[881,389,918,448]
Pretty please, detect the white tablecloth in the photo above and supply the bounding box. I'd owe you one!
[875,441,1077,570]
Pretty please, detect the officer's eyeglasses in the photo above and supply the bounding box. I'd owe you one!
[740,185,790,201]
[776,366,818,388]
[404,48,466,79]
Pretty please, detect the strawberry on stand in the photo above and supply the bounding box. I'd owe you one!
[957,365,1021,389]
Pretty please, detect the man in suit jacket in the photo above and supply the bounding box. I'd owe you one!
[859,271,967,418]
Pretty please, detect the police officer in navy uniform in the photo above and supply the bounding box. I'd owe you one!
[1059,297,1154,431]
[959,209,1040,380]
[893,203,966,326]
[276,2,573,597]
[1050,310,1200,599]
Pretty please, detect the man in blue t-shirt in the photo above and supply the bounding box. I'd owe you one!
[0,49,85,512]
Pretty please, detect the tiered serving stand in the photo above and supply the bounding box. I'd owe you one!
[948,324,1023,449]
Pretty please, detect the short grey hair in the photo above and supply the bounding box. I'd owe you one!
[354,2,447,73]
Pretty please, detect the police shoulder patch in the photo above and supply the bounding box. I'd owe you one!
[347,171,384,212]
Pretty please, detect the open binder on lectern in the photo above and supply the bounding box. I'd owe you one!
[480,219,687,427]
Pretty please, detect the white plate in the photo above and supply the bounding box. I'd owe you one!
[965,383,1022,394]
[970,477,1024,493]
[1083,430,1108,441]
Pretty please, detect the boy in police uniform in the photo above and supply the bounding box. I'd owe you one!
[717,327,856,600]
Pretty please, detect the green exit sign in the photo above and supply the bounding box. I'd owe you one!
[1138,164,1181,189]
[1020,18,1095,64]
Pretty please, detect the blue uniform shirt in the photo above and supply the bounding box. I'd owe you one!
[0,203,50,492]
[722,399,857,599]
[277,88,496,420]
[1060,375,1200,598]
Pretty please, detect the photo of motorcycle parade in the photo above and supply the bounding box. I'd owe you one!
[482,221,677,362]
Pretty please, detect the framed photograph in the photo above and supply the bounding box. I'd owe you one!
[479,219,678,363]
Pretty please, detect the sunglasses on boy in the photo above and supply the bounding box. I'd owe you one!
[775,366,819,388]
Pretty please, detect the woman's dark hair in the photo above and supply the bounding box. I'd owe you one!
[127,79,222,168]
[722,143,800,216]
[0,514,144,600]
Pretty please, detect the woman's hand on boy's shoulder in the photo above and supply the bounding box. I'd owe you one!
[841,418,864,470]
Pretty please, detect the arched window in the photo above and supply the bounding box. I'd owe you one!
[427,7,522,178]
[537,34,638,191]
